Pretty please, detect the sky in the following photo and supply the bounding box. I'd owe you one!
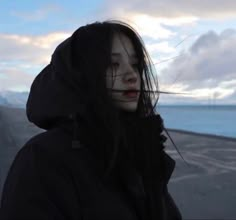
[1,0,236,104]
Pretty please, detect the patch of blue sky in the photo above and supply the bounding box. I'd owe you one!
[8,85,31,92]
[0,73,8,79]
[142,26,192,50]
[0,60,43,74]
[22,66,44,75]
[1,0,104,35]
[191,19,236,36]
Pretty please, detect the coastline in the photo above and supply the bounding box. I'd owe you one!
[167,128,236,142]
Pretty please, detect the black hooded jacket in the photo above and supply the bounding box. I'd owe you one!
[0,34,182,220]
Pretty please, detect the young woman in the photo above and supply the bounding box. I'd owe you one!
[0,21,182,220]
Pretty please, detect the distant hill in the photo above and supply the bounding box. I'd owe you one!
[0,91,29,109]
[0,95,9,106]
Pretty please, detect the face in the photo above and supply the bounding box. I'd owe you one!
[106,33,141,112]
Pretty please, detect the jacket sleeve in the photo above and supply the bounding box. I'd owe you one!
[0,142,81,220]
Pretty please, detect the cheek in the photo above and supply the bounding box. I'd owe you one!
[106,71,120,90]
[106,77,113,89]
[106,69,114,89]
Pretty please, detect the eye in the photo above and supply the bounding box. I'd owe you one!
[111,62,119,69]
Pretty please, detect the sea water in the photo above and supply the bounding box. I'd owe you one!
[157,105,236,138]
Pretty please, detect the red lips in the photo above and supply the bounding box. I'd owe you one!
[122,88,139,98]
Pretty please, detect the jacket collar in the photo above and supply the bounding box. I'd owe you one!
[61,135,176,220]
[112,148,176,220]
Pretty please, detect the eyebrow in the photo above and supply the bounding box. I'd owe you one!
[111,52,138,59]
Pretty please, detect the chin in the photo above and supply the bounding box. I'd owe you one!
[117,103,138,112]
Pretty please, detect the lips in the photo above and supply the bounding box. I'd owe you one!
[122,89,139,98]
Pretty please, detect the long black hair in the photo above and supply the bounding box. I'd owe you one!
[69,20,183,181]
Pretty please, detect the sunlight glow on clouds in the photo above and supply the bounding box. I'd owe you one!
[146,42,176,54]
[184,88,234,100]
[0,68,35,92]
[101,0,236,19]
[0,32,70,64]
[158,82,236,104]
[0,32,70,92]
[129,14,176,40]
[115,14,198,40]
[1,0,236,103]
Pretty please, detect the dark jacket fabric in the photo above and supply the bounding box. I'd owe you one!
[0,33,182,220]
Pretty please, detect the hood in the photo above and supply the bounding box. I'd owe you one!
[26,36,86,131]
[26,33,177,220]
[26,25,177,187]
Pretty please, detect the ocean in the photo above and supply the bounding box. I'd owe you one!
[157,105,236,139]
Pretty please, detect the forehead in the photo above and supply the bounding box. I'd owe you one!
[111,33,136,55]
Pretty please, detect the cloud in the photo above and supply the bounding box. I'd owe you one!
[158,85,236,104]
[100,0,236,19]
[0,68,35,92]
[158,29,236,103]
[222,90,236,104]
[162,29,236,84]
[0,32,70,92]
[94,11,198,40]
[146,41,176,55]
[127,14,177,40]
[0,32,70,65]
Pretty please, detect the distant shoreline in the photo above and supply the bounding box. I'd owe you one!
[1,104,236,141]
[167,128,236,142]
[158,104,236,107]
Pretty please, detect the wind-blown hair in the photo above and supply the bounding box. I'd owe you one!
[70,21,165,180]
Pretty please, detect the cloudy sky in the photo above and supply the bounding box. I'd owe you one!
[1,0,236,104]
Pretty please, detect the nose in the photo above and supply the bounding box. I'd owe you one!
[123,63,138,84]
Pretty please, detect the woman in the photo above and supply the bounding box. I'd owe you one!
[0,21,182,220]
